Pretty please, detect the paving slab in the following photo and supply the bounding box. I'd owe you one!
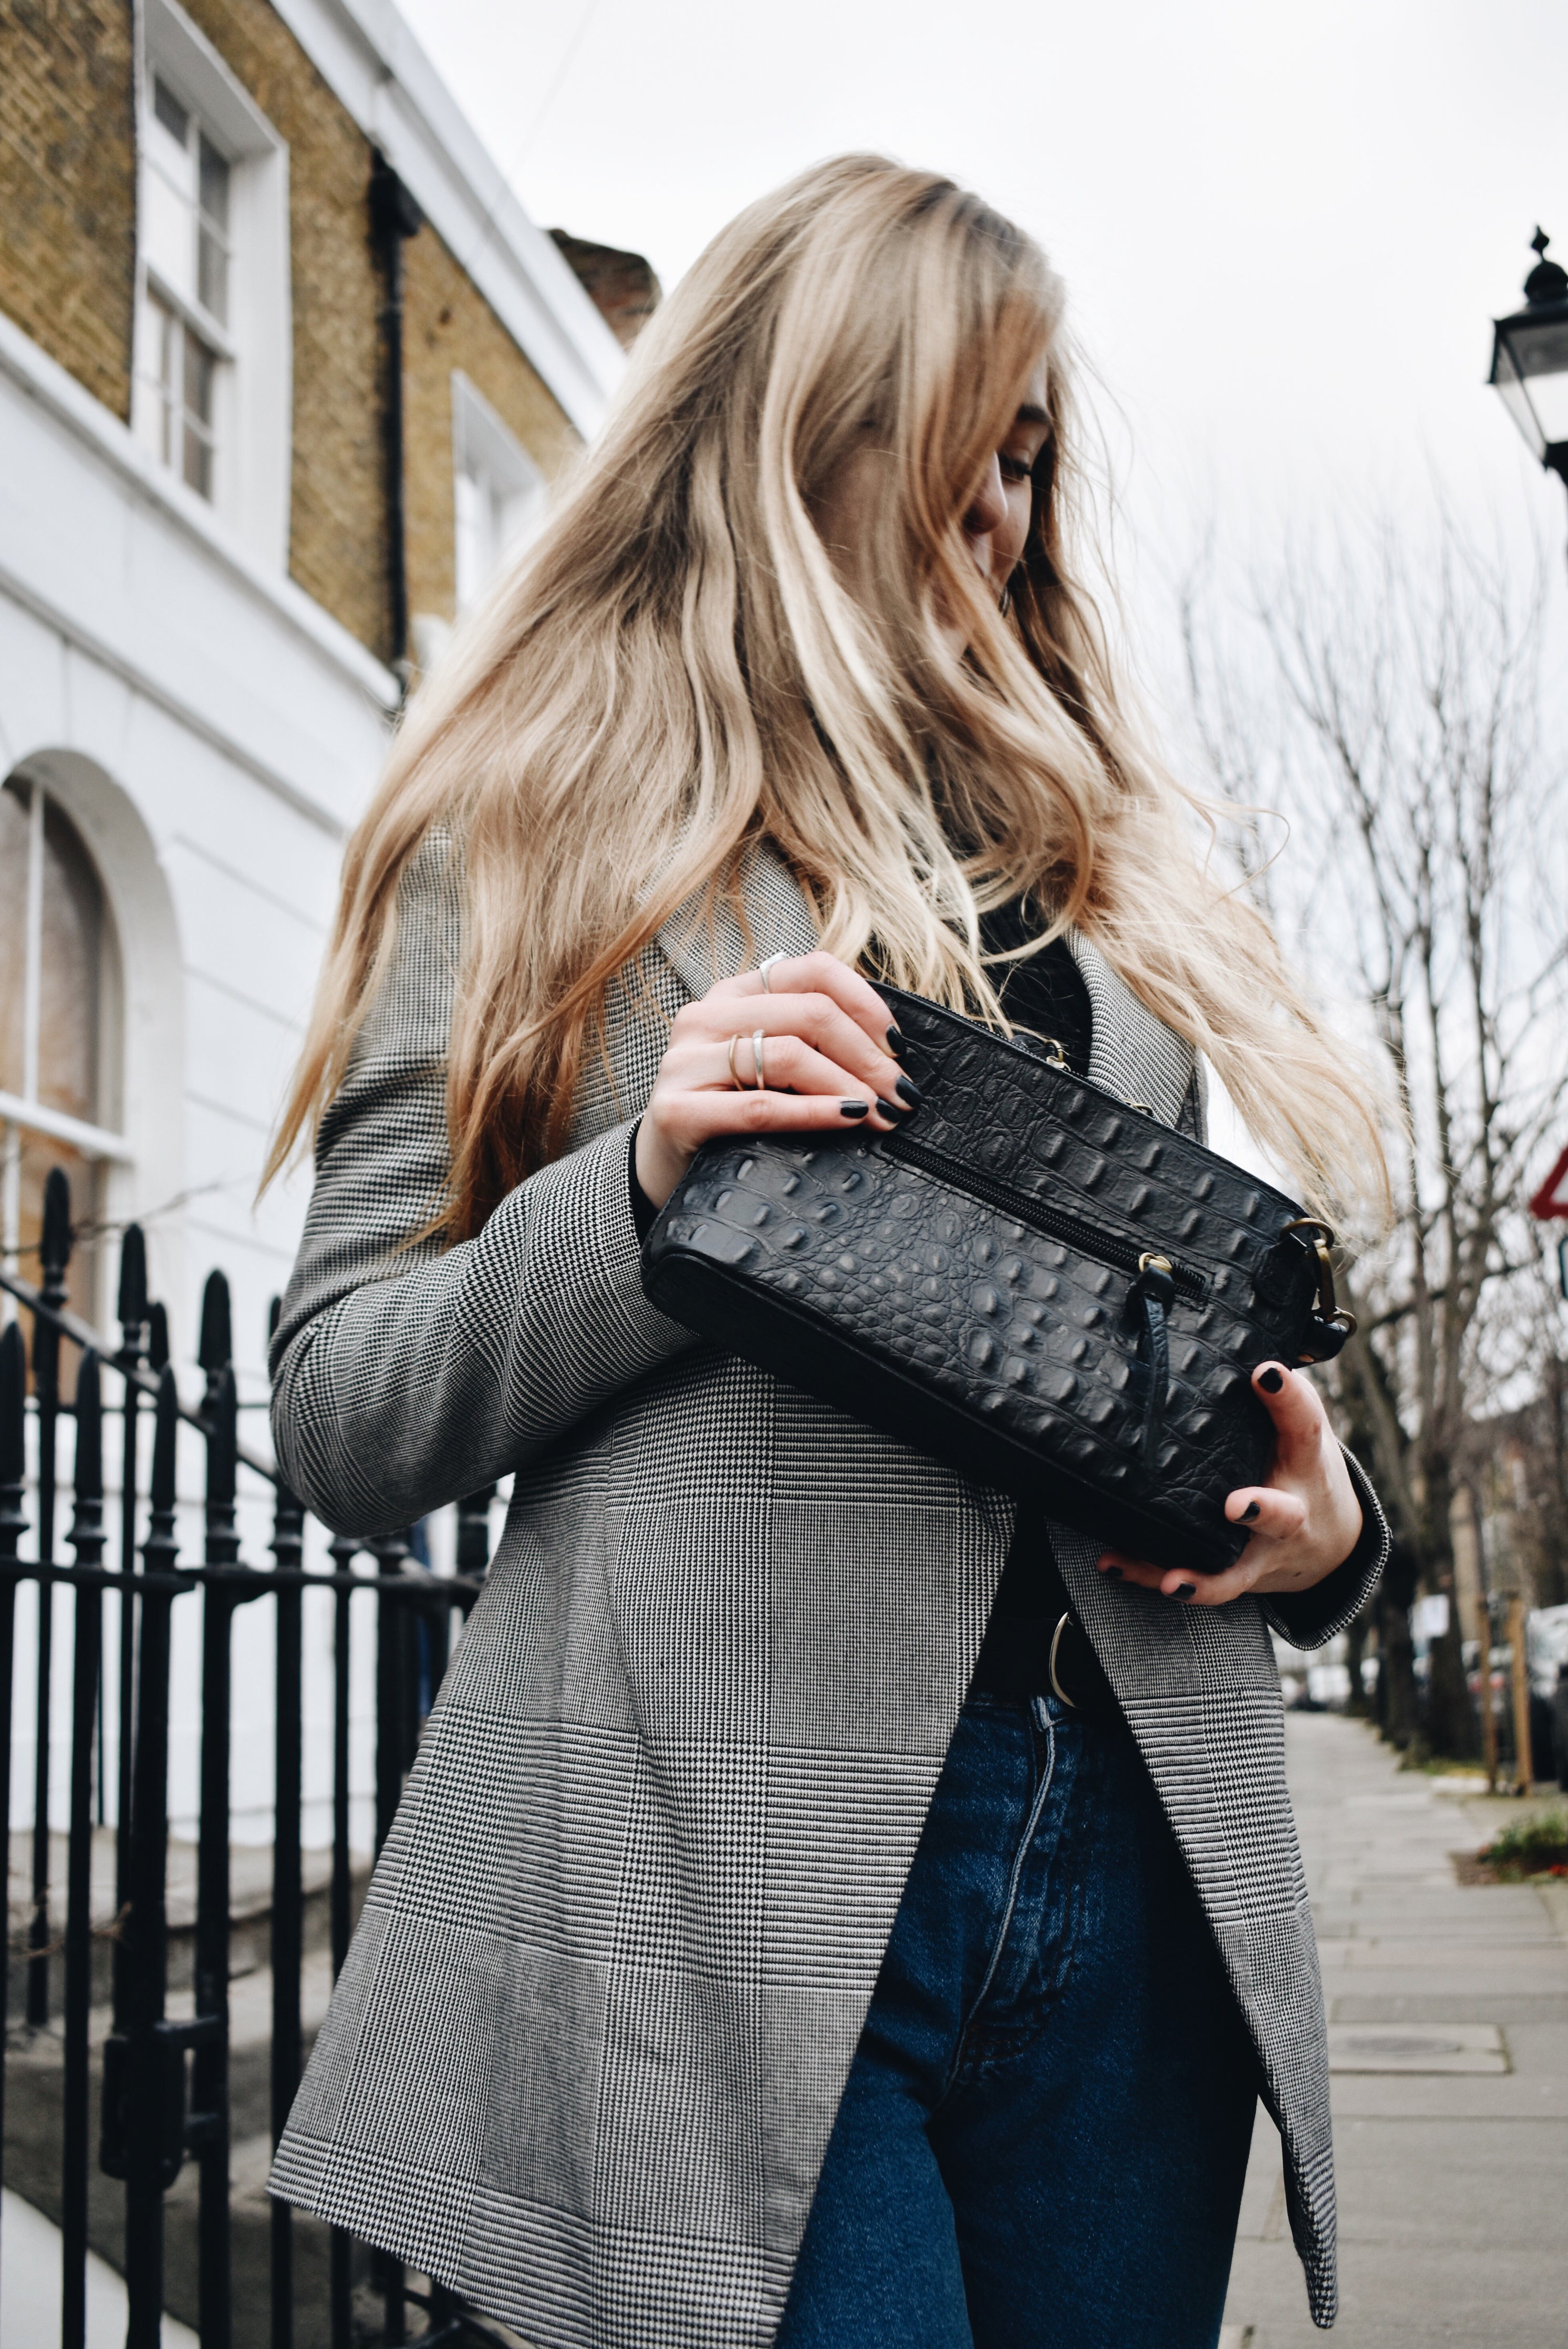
[1221,1712,1568,2347]
[1,2186,199,2347]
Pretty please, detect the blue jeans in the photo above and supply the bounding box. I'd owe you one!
[776,1694,1259,2348]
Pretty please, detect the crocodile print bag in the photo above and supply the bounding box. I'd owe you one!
[641,984,1355,1577]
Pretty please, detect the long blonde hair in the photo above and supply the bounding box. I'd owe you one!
[267,154,1387,1239]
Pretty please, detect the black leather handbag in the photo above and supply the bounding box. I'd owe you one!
[641,983,1355,1577]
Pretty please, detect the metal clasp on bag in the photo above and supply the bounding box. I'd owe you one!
[1048,1612,1076,1709]
[1284,1218,1358,1361]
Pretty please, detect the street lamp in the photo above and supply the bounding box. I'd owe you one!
[1490,229,1568,525]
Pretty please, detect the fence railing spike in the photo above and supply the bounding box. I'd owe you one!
[147,1300,170,1374]
[113,1280,147,2035]
[205,1366,238,1558]
[455,1486,496,1579]
[64,1353,106,2347]
[74,1348,102,1502]
[0,1319,23,1492]
[28,1171,69,2026]
[117,1221,148,1335]
[41,1163,73,1283]
[198,1269,232,1379]
[150,1364,179,1515]
[0,1321,17,2322]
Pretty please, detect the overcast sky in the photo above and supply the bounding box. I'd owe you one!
[393,0,1562,1179]
[401,0,1564,582]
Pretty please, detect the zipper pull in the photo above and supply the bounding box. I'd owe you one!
[1129,1253,1176,1466]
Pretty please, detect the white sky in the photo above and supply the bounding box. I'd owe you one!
[397,0,1564,1186]
[401,0,1566,583]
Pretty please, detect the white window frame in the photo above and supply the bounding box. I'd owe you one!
[1,778,131,1321]
[450,371,549,612]
[133,0,292,569]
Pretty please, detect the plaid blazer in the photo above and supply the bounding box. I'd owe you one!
[269,833,1384,2342]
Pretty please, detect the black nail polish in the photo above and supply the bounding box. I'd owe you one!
[840,1099,870,1119]
[886,1025,908,1061]
[1258,1366,1283,1394]
[894,1074,923,1110]
[1242,1501,1260,1522]
[1176,1581,1197,1599]
[875,1097,909,1120]
[1104,1564,1123,1580]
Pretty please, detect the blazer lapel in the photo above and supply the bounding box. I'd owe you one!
[655,864,1198,1140]
[1065,930,1196,1131]
[655,841,819,998]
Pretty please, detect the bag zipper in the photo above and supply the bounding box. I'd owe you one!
[879,1130,1208,1300]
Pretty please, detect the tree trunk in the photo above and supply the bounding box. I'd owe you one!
[1344,1608,1371,1717]
[1378,1594,1419,1750]
[1377,1541,1420,1752]
[1426,1619,1475,1759]
[1421,1454,1477,1760]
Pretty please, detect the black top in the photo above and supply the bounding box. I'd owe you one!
[975,908,1092,1633]
[978,902,1092,1079]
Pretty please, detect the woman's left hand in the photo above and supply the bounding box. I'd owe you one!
[1094,1361,1363,1606]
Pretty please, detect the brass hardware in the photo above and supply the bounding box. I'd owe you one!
[1137,1252,1173,1276]
[1127,1101,1153,1116]
[1040,1036,1068,1068]
[1283,1218,1358,1346]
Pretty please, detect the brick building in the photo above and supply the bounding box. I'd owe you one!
[0,2,651,1837]
[0,0,657,1364]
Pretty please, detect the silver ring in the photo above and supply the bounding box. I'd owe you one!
[758,953,787,993]
[726,1034,745,1089]
[751,1028,767,1090]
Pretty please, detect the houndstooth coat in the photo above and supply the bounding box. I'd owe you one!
[268,831,1385,2342]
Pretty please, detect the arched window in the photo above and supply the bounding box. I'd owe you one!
[1,774,124,1347]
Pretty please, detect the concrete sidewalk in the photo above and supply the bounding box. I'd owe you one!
[1221,1712,1568,2347]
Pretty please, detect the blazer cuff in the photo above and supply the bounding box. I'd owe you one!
[628,1121,660,1245]
[1263,1447,1389,1651]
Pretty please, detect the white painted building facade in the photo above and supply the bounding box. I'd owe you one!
[1,0,625,1844]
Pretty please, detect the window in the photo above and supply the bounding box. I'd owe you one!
[132,0,292,566]
[0,777,125,1347]
[142,284,219,501]
[451,372,549,611]
[136,75,233,503]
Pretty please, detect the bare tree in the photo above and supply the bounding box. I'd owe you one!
[1178,502,1567,1756]
[1460,1235,1568,1617]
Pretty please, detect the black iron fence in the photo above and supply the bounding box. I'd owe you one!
[1,1169,501,2347]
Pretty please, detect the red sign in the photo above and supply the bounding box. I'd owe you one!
[1530,1145,1568,1221]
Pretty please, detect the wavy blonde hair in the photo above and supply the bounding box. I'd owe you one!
[267,154,1387,1240]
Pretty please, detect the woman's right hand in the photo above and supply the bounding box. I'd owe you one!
[634,950,919,1210]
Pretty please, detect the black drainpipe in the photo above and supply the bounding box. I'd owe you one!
[369,151,424,685]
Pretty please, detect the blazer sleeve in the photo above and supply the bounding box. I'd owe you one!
[1262,1448,1388,1651]
[1177,1055,1388,1651]
[267,831,697,1537]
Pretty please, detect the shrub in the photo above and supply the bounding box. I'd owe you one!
[1478,1811,1568,1879]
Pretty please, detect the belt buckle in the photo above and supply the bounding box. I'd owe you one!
[1047,1610,1077,1709]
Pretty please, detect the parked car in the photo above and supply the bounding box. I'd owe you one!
[1527,1605,1568,1791]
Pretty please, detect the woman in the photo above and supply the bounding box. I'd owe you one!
[265,157,1387,2348]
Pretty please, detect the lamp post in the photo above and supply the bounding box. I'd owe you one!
[1490,229,1568,555]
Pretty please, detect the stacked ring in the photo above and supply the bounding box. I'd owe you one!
[727,1031,769,1090]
